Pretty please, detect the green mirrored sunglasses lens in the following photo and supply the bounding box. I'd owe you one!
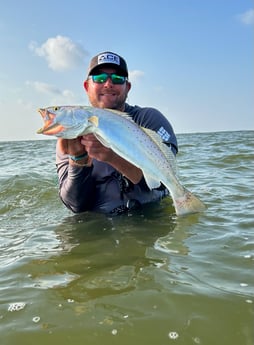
[111,74,126,84]
[92,73,108,83]
[91,73,126,84]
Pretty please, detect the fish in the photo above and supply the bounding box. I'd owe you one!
[37,105,206,216]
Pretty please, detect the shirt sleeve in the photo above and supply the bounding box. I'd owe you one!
[55,140,95,213]
[126,104,178,155]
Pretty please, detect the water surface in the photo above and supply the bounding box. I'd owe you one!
[0,131,253,345]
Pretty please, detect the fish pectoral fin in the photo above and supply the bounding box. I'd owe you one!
[88,116,99,127]
[143,172,161,190]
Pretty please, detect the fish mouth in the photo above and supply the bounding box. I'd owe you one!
[37,108,65,135]
[37,122,63,135]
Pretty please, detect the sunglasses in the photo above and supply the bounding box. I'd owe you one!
[89,73,127,85]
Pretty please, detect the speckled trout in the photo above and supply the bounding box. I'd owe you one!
[37,105,206,216]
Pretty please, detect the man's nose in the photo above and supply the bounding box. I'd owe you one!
[104,77,113,87]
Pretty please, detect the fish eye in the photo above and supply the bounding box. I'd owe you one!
[53,106,59,111]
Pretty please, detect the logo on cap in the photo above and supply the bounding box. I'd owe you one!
[97,53,120,66]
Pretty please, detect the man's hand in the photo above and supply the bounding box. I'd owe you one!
[58,134,143,184]
[58,137,87,156]
[80,134,114,162]
[58,134,112,160]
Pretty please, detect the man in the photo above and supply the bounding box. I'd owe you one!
[56,51,178,215]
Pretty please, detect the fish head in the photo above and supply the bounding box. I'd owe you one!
[37,106,91,139]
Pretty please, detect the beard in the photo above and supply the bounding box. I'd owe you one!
[88,88,128,111]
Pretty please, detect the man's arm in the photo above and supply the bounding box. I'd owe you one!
[80,134,143,184]
[56,138,94,213]
[56,135,143,212]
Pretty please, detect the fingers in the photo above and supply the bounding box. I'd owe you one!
[80,134,112,161]
[81,135,100,147]
[58,138,69,154]
[57,137,86,156]
[57,134,112,162]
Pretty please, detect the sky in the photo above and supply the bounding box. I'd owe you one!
[0,0,253,141]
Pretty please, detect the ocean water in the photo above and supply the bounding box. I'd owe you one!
[0,130,253,345]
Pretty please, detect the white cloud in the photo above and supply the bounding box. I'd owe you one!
[26,80,78,104]
[129,70,145,82]
[26,80,62,94]
[29,35,88,71]
[237,9,254,25]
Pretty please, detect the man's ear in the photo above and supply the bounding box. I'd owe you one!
[126,81,131,92]
[83,80,89,91]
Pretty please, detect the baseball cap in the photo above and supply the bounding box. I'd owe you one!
[87,51,128,77]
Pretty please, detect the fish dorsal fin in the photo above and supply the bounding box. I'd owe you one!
[141,127,177,175]
[104,108,136,122]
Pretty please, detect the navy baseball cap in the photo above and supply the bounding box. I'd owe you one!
[87,51,128,77]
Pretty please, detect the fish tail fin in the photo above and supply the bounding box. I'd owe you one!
[174,188,206,216]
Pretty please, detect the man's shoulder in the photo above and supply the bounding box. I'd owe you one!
[125,103,163,125]
[125,103,160,115]
[124,103,178,154]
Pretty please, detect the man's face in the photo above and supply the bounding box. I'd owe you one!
[84,67,131,111]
